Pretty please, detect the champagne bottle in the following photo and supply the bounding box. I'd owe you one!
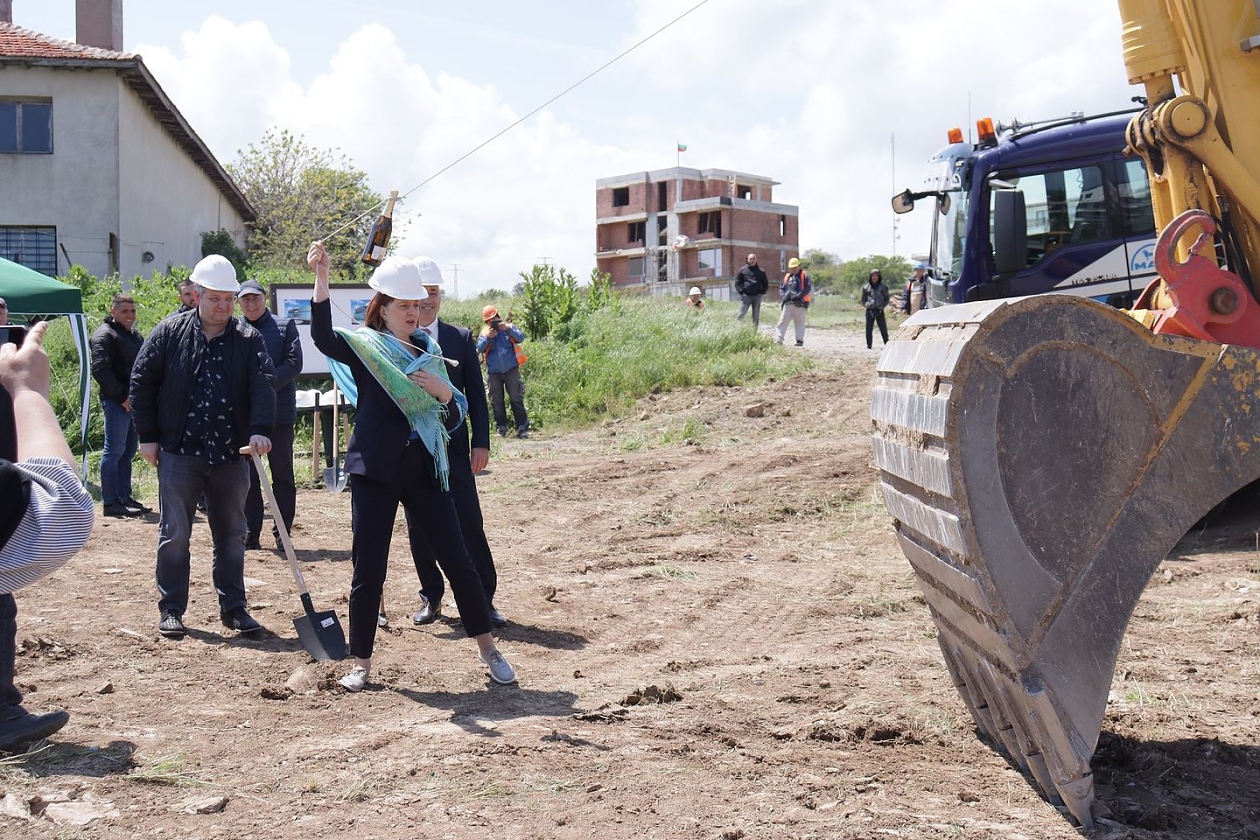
[360,190,399,267]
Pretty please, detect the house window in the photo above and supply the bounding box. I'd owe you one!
[0,100,53,154]
[737,184,752,200]
[612,187,630,207]
[657,181,668,211]
[628,221,645,244]
[779,215,787,237]
[0,226,57,276]
[697,248,722,276]
[698,211,721,238]
[628,256,646,279]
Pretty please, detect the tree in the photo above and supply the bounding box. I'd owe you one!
[838,254,913,296]
[799,248,845,294]
[229,129,387,276]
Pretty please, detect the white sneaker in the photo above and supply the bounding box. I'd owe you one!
[479,650,517,685]
[339,666,369,692]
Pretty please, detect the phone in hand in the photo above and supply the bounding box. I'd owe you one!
[0,325,25,348]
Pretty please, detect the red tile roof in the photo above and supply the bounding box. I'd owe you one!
[0,22,135,61]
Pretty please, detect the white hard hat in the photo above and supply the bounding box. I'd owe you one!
[689,286,702,296]
[190,254,240,292]
[368,256,430,300]
[412,255,444,289]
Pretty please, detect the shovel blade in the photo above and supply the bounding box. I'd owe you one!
[293,610,347,662]
[322,466,348,494]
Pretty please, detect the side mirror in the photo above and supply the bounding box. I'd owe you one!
[891,189,915,215]
[938,193,951,215]
[992,188,1028,275]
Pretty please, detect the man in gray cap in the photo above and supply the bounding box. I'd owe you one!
[130,255,276,639]
[236,280,302,551]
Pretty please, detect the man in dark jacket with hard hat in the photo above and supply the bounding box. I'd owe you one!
[130,255,276,640]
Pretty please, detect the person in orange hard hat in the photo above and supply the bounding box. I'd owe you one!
[476,305,529,439]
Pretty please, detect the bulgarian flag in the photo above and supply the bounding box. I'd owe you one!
[677,142,687,152]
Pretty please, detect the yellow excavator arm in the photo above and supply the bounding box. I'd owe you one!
[872,1,1260,828]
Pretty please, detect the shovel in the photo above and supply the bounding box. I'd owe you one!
[322,383,348,493]
[243,447,347,661]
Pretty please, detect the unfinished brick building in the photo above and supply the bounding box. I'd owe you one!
[594,167,799,300]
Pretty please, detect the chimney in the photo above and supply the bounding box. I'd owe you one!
[76,0,124,51]
[1,1,12,25]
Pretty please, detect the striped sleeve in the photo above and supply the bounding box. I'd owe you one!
[0,457,95,594]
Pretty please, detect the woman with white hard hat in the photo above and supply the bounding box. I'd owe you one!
[305,241,516,691]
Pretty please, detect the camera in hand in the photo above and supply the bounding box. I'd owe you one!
[0,325,25,347]
[489,317,503,330]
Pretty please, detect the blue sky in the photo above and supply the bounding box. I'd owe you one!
[14,0,1135,296]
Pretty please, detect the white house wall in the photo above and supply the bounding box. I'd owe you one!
[117,83,247,280]
[0,66,121,279]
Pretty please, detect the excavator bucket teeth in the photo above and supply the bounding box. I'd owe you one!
[871,294,1260,827]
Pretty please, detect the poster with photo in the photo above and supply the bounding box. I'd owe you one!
[270,283,372,376]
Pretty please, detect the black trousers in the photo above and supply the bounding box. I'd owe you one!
[245,423,296,540]
[347,440,491,659]
[407,451,497,606]
[0,594,23,721]
[865,308,889,348]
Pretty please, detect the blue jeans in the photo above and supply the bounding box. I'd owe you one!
[100,398,138,505]
[155,452,249,616]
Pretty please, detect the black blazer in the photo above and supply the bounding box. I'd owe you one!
[434,319,490,456]
[310,298,463,483]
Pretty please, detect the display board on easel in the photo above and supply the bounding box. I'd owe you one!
[269,284,373,376]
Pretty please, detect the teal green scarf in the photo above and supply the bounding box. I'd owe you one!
[328,327,467,490]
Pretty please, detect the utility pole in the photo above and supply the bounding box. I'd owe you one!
[449,263,461,299]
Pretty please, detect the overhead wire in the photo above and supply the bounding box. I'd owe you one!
[319,0,713,242]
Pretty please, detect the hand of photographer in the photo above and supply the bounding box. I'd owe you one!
[0,322,74,466]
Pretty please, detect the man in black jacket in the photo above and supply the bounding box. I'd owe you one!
[236,280,302,550]
[130,255,276,639]
[734,253,769,327]
[90,294,148,518]
[403,259,507,628]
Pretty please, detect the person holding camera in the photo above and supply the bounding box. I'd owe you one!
[0,322,95,752]
[476,306,529,439]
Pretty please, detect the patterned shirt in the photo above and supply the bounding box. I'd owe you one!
[173,330,237,464]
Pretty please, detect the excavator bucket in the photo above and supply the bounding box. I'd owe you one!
[871,294,1260,827]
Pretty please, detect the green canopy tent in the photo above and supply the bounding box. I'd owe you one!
[0,257,91,477]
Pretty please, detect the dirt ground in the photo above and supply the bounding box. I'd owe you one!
[3,322,1259,839]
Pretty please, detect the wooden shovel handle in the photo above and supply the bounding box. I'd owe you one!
[239,446,310,597]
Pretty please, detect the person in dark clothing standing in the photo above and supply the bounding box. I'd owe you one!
[734,253,769,327]
[89,294,148,518]
[403,262,507,629]
[861,269,891,349]
[0,322,95,752]
[236,280,302,550]
[130,255,276,640]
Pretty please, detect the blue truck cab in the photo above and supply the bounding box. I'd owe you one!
[893,111,1157,308]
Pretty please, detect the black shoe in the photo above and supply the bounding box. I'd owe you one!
[497,426,508,437]
[158,611,185,638]
[245,535,262,551]
[488,605,508,628]
[795,340,804,346]
[103,502,138,518]
[220,607,262,635]
[0,710,71,753]
[123,497,152,514]
[413,596,442,625]
[517,428,529,439]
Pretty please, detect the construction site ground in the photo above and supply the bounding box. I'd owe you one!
[4,318,1259,839]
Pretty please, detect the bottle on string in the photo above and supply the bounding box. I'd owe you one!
[360,190,399,267]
